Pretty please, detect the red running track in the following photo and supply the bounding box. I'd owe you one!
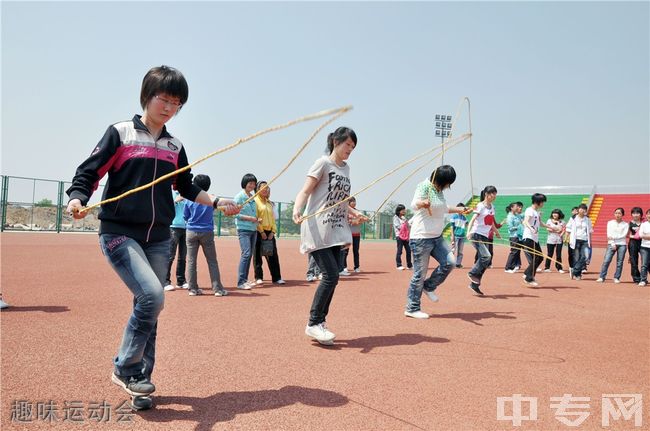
[1,232,648,430]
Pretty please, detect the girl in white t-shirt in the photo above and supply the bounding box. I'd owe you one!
[465,185,501,295]
[522,193,554,286]
[543,209,566,273]
[597,207,629,283]
[293,127,367,345]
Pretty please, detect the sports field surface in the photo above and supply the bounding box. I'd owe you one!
[2,232,648,430]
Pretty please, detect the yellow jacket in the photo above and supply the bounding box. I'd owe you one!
[254,196,277,233]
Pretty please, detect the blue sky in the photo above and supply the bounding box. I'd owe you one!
[2,1,648,210]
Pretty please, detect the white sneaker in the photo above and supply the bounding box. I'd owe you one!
[582,269,587,274]
[504,269,515,274]
[255,279,264,285]
[0,299,9,309]
[306,275,315,282]
[339,269,351,276]
[558,269,565,274]
[544,269,551,273]
[404,310,429,319]
[275,279,286,285]
[317,274,323,280]
[596,278,604,283]
[305,323,335,345]
[523,280,539,287]
[163,284,175,291]
[424,290,439,303]
[613,278,620,284]
[354,268,361,273]
[237,283,252,290]
[639,282,646,287]
[397,266,405,271]
[178,283,189,290]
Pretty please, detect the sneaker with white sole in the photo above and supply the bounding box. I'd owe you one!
[613,278,620,284]
[467,273,481,285]
[111,373,155,397]
[424,290,439,303]
[305,323,335,345]
[596,278,604,283]
[544,269,551,273]
[255,279,264,285]
[214,289,228,296]
[639,282,647,287]
[0,299,9,309]
[468,283,484,296]
[558,269,565,274]
[178,283,189,290]
[397,266,405,271]
[317,274,323,280]
[524,280,539,287]
[237,283,253,290]
[131,396,153,411]
[354,268,361,273]
[163,284,175,291]
[274,279,286,285]
[306,275,316,282]
[339,269,351,276]
[504,269,515,274]
[404,310,430,319]
[513,266,520,271]
[188,289,203,296]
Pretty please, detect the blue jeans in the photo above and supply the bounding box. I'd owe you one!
[454,237,465,266]
[468,233,491,284]
[599,244,627,280]
[99,234,168,378]
[639,247,649,283]
[237,229,257,286]
[572,240,589,277]
[406,237,455,312]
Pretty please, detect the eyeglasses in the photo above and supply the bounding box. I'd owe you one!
[154,95,183,109]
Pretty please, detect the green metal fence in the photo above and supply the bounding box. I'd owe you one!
[0,175,396,239]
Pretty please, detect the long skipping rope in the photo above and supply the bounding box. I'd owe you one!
[77,105,353,215]
[298,132,472,223]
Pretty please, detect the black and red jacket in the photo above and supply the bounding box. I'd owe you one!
[67,115,202,242]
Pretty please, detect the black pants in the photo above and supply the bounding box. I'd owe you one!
[629,239,641,283]
[545,243,563,270]
[340,236,360,270]
[309,246,341,326]
[504,237,521,270]
[396,238,412,268]
[253,231,282,282]
[523,238,543,282]
[165,227,187,285]
[568,245,575,269]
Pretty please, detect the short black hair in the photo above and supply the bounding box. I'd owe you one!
[531,193,547,205]
[241,173,257,189]
[614,207,625,215]
[515,201,524,207]
[327,127,357,154]
[551,208,565,219]
[395,204,406,216]
[140,65,189,110]
[193,174,211,192]
[456,202,466,207]
[578,203,588,211]
[631,207,643,215]
[430,165,456,189]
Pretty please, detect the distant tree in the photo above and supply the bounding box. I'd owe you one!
[35,198,53,207]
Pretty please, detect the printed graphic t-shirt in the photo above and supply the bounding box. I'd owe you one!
[300,156,352,254]
[522,207,541,242]
[470,202,495,237]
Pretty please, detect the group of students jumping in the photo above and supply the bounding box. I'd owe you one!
[62,65,650,410]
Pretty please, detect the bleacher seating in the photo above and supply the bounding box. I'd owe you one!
[589,194,650,247]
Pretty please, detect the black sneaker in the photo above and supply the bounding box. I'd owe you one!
[131,396,153,411]
[467,273,481,285]
[468,283,484,296]
[111,373,155,396]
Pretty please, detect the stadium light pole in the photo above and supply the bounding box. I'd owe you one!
[434,114,453,164]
